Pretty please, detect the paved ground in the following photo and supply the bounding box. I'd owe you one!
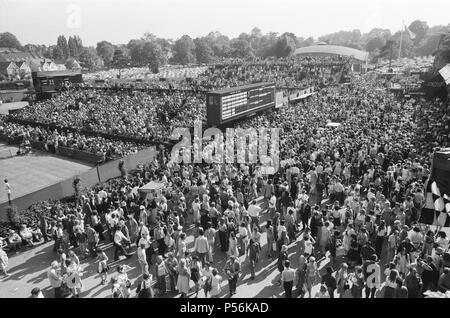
[0,195,390,299]
[0,143,93,206]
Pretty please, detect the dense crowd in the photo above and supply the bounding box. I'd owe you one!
[193,56,350,90]
[0,121,145,161]
[10,89,206,142]
[1,56,450,299]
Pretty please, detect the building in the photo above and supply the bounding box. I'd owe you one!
[16,61,32,79]
[0,47,66,72]
[32,70,82,99]
[0,61,20,80]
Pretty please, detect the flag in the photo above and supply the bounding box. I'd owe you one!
[404,24,416,40]
[419,150,450,227]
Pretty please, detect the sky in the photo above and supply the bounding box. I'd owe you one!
[0,0,449,46]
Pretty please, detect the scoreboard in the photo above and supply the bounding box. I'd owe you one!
[206,82,276,126]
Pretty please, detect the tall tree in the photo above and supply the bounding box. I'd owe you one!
[0,32,23,50]
[273,34,296,58]
[127,39,146,66]
[96,41,115,65]
[194,38,215,63]
[68,36,83,59]
[79,47,103,70]
[206,32,231,58]
[111,48,131,68]
[365,37,385,53]
[57,35,69,59]
[52,46,64,60]
[172,35,197,65]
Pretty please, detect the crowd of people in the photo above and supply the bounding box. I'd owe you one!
[0,120,145,161]
[193,56,350,90]
[0,55,449,299]
[9,89,205,143]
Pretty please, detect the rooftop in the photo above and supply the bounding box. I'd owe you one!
[294,44,369,62]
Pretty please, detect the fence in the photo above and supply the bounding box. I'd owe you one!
[0,146,157,220]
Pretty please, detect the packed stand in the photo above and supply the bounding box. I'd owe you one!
[0,121,145,161]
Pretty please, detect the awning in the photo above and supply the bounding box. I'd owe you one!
[325,122,341,128]
[139,181,165,193]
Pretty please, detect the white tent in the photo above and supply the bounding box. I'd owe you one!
[139,181,165,193]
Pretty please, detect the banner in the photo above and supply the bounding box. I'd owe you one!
[419,149,450,227]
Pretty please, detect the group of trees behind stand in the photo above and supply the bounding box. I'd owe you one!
[1,20,449,72]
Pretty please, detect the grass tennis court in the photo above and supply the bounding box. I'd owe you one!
[0,143,93,206]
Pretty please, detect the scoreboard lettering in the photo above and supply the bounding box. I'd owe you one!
[206,82,276,126]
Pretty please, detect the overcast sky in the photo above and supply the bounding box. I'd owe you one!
[0,0,449,46]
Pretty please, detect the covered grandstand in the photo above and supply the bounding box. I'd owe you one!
[294,44,369,63]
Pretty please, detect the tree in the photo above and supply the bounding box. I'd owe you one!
[391,31,414,59]
[96,41,115,65]
[68,35,83,59]
[79,47,103,70]
[319,29,361,48]
[206,32,231,58]
[194,38,215,64]
[365,37,385,53]
[249,27,263,52]
[57,35,69,59]
[298,37,314,48]
[144,41,167,71]
[23,44,48,58]
[52,46,64,60]
[272,34,296,58]
[0,32,23,50]
[128,39,146,66]
[415,34,442,57]
[172,35,197,65]
[408,20,429,45]
[433,34,450,70]
[65,57,81,70]
[257,32,278,58]
[111,48,130,68]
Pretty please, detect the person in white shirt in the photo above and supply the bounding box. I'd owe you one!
[247,200,262,231]
[114,228,131,261]
[268,193,277,217]
[4,179,11,205]
[97,188,108,201]
[194,229,210,266]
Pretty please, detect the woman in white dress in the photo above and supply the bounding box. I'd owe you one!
[228,232,239,258]
[176,258,190,298]
[115,264,132,298]
[209,268,222,298]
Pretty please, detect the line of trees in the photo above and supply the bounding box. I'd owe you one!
[1,20,449,72]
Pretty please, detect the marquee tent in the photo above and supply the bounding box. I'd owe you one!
[294,44,369,63]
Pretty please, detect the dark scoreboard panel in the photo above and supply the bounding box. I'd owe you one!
[206,82,275,126]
